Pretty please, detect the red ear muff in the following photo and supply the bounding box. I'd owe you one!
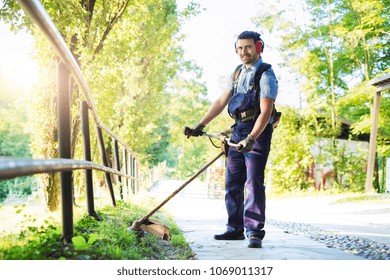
[255,41,262,54]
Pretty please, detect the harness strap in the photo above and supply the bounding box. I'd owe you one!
[232,65,242,93]
[234,105,279,123]
[231,63,274,123]
[234,107,257,122]
[233,63,272,94]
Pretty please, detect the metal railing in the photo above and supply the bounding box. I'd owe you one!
[0,0,151,242]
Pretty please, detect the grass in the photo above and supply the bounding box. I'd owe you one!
[0,198,195,260]
[267,188,390,205]
[332,193,390,204]
[267,188,344,199]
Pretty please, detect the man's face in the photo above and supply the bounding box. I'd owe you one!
[235,38,260,66]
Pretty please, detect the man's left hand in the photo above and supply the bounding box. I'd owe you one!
[237,134,255,153]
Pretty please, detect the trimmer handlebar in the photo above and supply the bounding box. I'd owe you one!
[184,126,238,147]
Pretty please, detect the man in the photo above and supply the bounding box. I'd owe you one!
[186,31,278,248]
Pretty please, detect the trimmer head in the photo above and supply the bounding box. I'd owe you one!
[130,218,171,241]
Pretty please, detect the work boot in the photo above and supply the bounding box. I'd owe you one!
[214,230,245,240]
[247,236,262,248]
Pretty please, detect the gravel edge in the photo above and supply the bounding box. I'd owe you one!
[268,219,390,260]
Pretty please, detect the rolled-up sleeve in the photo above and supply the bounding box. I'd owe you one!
[259,69,278,100]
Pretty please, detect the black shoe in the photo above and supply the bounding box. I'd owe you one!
[248,236,262,248]
[214,230,245,240]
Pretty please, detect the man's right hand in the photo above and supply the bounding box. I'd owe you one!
[184,123,205,138]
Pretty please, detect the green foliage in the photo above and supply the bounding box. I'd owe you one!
[267,106,315,193]
[165,60,233,178]
[71,233,98,251]
[0,183,9,203]
[80,0,187,197]
[0,224,65,260]
[257,0,390,193]
[331,142,366,191]
[145,124,175,168]
[0,0,31,31]
[0,177,36,202]
[0,67,35,202]
[266,105,369,193]
[0,132,30,158]
[333,193,390,204]
[0,201,194,260]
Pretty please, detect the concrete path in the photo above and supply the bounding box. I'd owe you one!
[146,180,385,260]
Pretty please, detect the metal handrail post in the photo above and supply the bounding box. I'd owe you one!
[122,147,128,198]
[134,157,139,192]
[57,62,74,242]
[130,154,135,194]
[81,101,100,220]
[113,139,123,200]
[127,151,132,195]
[96,126,116,206]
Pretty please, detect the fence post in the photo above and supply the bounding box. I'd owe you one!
[122,147,128,199]
[136,160,140,192]
[128,151,132,194]
[57,62,73,243]
[130,154,135,194]
[113,139,123,200]
[133,156,138,193]
[81,101,101,220]
[96,126,116,206]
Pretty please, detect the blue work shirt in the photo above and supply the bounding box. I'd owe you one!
[227,58,278,101]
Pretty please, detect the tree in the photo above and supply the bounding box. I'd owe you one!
[0,0,202,209]
[255,0,390,192]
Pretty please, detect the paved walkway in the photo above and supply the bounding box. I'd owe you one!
[147,180,371,260]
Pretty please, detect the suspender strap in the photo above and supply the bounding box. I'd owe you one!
[233,63,272,94]
[231,62,278,123]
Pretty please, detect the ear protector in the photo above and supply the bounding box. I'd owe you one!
[235,39,263,54]
[255,40,263,54]
[234,31,264,54]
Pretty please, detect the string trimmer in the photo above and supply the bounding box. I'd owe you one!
[130,127,236,241]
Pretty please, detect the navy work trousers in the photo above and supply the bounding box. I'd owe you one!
[225,123,273,239]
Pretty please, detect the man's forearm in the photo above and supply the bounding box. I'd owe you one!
[250,98,274,139]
